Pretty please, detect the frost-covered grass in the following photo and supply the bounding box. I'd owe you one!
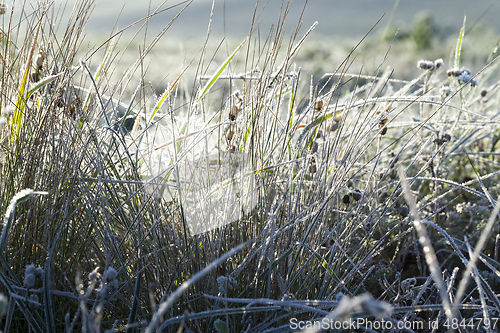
[1,0,500,332]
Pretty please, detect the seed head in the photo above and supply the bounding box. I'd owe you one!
[434,58,444,69]
[310,141,319,154]
[0,4,7,15]
[440,86,452,97]
[399,206,409,217]
[447,68,463,77]
[328,121,340,132]
[28,294,39,308]
[103,267,117,283]
[229,105,239,121]
[24,273,36,289]
[342,194,350,205]
[25,264,37,276]
[35,48,46,70]
[314,100,324,111]
[309,159,317,174]
[351,189,362,201]
[418,60,435,71]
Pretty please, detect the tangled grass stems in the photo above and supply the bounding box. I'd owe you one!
[2,0,500,331]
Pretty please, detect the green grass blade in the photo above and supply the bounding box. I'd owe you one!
[455,16,466,68]
[295,111,336,150]
[25,72,63,100]
[198,37,247,102]
[11,13,44,142]
[149,67,186,124]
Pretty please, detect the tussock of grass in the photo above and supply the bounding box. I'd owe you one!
[0,0,500,332]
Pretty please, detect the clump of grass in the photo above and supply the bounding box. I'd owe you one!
[1,0,500,332]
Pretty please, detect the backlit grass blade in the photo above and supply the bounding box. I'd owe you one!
[198,37,247,102]
[455,16,466,68]
[11,14,44,142]
[25,72,63,100]
[148,67,187,124]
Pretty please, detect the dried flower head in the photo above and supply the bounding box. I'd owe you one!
[440,86,452,97]
[0,4,7,15]
[35,47,46,70]
[399,206,409,217]
[342,194,350,205]
[28,294,39,308]
[24,272,36,289]
[434,58,444,69]
[226,130,235,142]
[229,105,240,121]
[310,141,319,154]
[103,267,117,283]
[217,276,237,295]
[314,99,324,111]
[447,68,463,77]
[418,60,435,71]
[351,189,362,201]
[309,157,317,174]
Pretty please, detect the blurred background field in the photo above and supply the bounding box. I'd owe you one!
[63,0,500,39]
[66,0,500,106]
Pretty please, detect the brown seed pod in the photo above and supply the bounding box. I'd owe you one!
[309,162,317,174]
[399,206,409,217]
[35,48,46,70]
[327,122,339,133]
[30,72,40,83]
[309,157,317,173]
[379,117,389,127]
[314,100,324,111]
[68,103,76,117]
[433,137,444,146]
[229,105,240,121]
[342,194,350,204]
[351,189,362,201]
[380,127,387,135]
[310,141,319,154]
[227,130,235,142]
[234,91,243,105]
